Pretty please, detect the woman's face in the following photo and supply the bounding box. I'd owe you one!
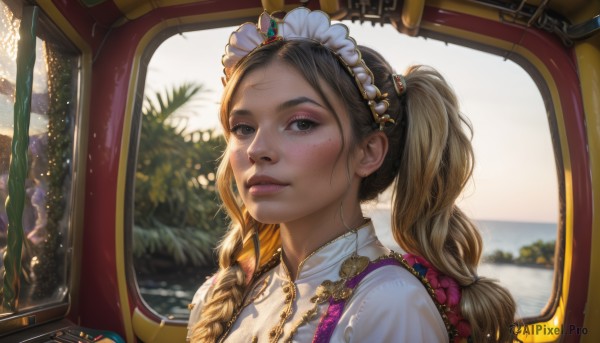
[227,60,361,226]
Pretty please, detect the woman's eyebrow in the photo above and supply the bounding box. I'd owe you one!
[276,96,324,112]
[230,96,324,118]
[229,108,252,118]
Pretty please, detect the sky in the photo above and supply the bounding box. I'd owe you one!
[143,22,558,224]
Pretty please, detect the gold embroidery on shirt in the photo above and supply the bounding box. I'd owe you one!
[268,278,296,342]
[281,253,368,342]
[244,275,271,307]
[217,250,282,343]
[282,301,320,342]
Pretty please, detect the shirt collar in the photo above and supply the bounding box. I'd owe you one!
[280,219,378,281]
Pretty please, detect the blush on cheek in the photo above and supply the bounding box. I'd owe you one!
[293,138,344,173]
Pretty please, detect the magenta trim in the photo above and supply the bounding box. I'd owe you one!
[312,258,401,343]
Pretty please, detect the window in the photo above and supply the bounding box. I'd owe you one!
[0,0,80,332]
[133,22,557,321]
[132,31,229,319]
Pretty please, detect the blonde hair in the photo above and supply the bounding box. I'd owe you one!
[389,65,516,342]
[191,40,516,342]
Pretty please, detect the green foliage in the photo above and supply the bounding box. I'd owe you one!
[133,83,227,269]
[484,240,555,268]
[485,249,514,263]
[515,240,555,266]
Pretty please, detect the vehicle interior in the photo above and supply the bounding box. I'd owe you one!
[0,0,598,342]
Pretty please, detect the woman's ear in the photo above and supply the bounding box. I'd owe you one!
[355,131,388,177]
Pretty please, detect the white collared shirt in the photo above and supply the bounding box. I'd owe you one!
[187,222,448,342]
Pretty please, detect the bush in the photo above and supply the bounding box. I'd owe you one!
[515,240,555,266]
[485,249,514,263]
[484,240,555,268]
[133,83,227,271]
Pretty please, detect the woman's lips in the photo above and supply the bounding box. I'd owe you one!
[246,175,289,196]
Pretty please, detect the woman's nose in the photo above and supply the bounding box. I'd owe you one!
[247,129,278,164]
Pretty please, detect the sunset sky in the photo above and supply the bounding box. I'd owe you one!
[145,21,557,224]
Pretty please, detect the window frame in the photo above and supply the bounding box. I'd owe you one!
[120,4,589,343]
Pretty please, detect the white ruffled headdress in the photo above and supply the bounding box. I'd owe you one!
[221,7,395,130]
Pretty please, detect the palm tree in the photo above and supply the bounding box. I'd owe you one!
[133,83,226,271]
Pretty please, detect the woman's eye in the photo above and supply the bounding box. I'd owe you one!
[290,119,316,131]
[230,124,255,136]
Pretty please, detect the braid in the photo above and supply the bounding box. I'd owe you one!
[190,149,250,342]
[190,225,245,342]
[390,66,516,342]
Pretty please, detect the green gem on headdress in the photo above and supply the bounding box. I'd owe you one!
[258,11,280,44]
[259,12,274,37]
[267,18,277,38]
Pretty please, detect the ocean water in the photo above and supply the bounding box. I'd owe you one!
[364,207,556,318]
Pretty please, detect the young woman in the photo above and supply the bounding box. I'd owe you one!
[188,7,516,343]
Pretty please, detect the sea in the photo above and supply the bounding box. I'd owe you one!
[139,208,557,320]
